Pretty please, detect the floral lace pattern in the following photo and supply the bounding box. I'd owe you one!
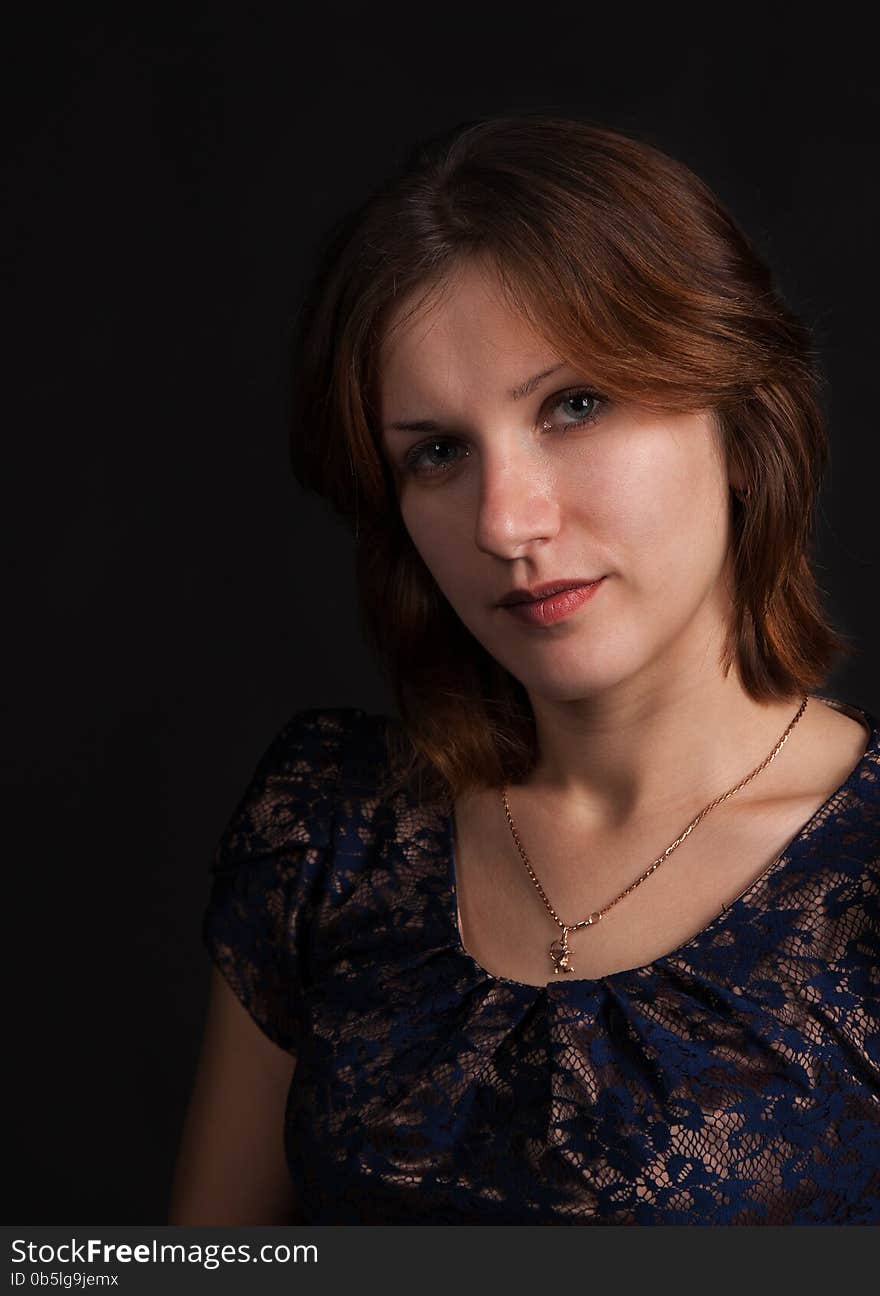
[202,696,880,1224]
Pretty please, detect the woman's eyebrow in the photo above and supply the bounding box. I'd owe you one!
[385,362,566,435]
[509,362,565,400]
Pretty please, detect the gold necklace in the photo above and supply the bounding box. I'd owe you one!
[500,695,810,976]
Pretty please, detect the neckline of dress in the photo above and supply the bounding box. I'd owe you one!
[442,693,880,995]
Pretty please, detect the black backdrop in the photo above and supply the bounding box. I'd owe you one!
[5,10,878,1224]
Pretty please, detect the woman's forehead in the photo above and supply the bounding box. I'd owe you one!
[379,270,565,401]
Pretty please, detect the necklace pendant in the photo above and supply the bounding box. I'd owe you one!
[549,928,573,975]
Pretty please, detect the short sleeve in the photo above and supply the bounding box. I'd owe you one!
[201,707,359,1056]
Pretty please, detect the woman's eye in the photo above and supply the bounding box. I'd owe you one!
[547,389,606,428]
[400,388,607,478]
[402,439,464,476]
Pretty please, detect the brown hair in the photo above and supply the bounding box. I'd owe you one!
[288,111,854,811]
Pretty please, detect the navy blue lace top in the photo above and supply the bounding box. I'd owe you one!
[201,695,880,1224]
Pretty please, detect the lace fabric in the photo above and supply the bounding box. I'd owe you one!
[202,697,880,1224]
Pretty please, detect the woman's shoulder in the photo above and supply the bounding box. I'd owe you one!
[211,704,395,868]
[811,695,880,812]
[260,703,385,757]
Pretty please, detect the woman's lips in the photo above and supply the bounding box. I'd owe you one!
[502,578,606,626]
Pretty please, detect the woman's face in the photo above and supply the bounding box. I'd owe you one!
[378,260,737,705]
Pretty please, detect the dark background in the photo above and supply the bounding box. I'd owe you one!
[5,10,878,1223]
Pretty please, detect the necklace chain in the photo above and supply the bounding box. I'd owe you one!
[500,696,810,975]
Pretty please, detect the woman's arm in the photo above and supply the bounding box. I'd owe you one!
[167,965,302,1225]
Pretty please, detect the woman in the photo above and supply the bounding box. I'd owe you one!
[169,113,880,1225]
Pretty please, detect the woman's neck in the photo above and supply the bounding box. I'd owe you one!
[523,673,807,835]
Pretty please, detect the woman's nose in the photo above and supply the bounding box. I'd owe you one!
[473,448,561,557]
